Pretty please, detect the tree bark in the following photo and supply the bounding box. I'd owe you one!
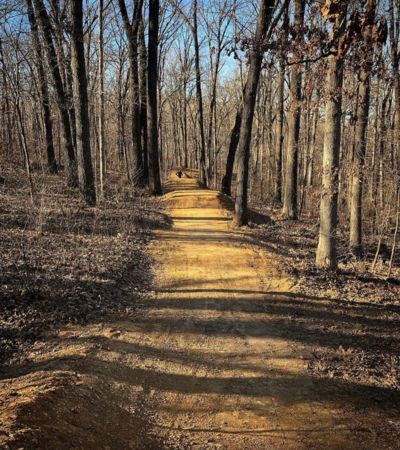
[221,107,242,196]
[98,0,105,198]
[25,0,57,174]
[33,0,77,186]
[138,14,149,183]
[192,0,207,185]
[233,0,276,226]
[70,0,96,205]
[274,58,285,205]
[349,0,376,256]
[273,9,288,205]
[147,0,162,194]
[282,0,305,220]
[389,0,400,169]
[316,7,347,270]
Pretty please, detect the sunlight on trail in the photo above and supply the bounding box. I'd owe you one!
[1,171,398,449]
[138,171,398,449]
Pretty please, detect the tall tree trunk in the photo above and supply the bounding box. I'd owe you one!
[70,0,96,205]
[349,0,376,256]
[274,58,285,205]
[192,0,207,185]
[282,0,305,219]
[233,0,276,226]
[273,9,288,205]
[98,0,105,199]
[183,77,188,168]
[49,0,78,155]
[206,19,226,186]
[25,0,57,174]
[389,0,400,169]
[316,6,347,270]
[147,0,162,194]
[33,0,77,186]
[138,15,149,183]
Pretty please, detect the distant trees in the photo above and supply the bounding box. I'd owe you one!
[0,0,399,270]
[118,0,145,187]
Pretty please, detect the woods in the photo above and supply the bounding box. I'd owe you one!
[0,0,399,269]
[2,1,400,447]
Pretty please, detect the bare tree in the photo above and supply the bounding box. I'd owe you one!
[70,0,96,204]
[33,0,77,186]
[147,0,162,194]
[273,8,288,205]
[282,0,305,220]
[349,0,377,256]
[233,0,277,226]
[98,0,106,199]
[316,2,348,270]
[118,0,144,186]
[25,0,57,174]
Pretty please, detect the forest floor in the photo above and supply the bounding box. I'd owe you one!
[1,168,400,449]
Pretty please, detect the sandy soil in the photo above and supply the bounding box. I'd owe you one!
[1,172,399,449]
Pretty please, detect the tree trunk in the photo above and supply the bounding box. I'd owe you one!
[307,98,319,187]
[98,0,105,199]
[192,0,207,185]
[147,0,162,194]
[273,9,288,205]
[222,107,242,196]
[274,57,285,205]
[33,0,77,186]
[70,0,96,205]
[138,15,149,183]
[25,0,57,174]
[349,0,376,256]
[389,0,400,172]
[233,0,276,226]
[206,33,224,186]
[282,0,305,220]
[316,7,347,270]
[118,0,144,186]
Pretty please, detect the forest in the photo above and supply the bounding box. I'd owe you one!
[0,0,400,448]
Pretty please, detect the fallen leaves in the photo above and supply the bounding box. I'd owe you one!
[251,202,400,392]
[0,164,168,366]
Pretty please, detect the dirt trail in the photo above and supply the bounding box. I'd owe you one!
[1,172,399,449]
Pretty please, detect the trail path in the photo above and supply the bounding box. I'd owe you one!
[1,171,398,449]
[132,172,397,449]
